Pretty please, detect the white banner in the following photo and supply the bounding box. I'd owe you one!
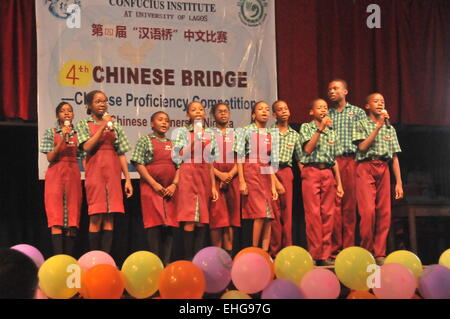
[36,0,277,179]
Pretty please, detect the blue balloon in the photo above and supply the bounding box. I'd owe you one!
[418,264,450,299]
[193,246,232,293]
[261,279,305,299]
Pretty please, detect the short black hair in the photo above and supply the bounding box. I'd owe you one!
[210,102,230,116]
[0,248,38,299]
[85,90,105,115]
[309,98,325,110]
[55,102,73,116]
[329,78,348,89]
[150,111,169,122]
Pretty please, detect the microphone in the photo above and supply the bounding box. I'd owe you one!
[381,109,391,129]
[104,112,114,130]
[323,115,333,130]
[64,120,71,143]
[194,120,203,140]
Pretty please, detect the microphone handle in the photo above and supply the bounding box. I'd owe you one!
[65,133,69,143]
[385,118,391,129]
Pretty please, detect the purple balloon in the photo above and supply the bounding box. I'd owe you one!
[262,279,305,299]
[10,244,45,268]
[419,265,450,299]
[193,246,232,293]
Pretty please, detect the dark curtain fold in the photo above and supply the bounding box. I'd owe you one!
[0,0,37,121]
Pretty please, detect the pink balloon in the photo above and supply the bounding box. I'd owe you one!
[231,253,272,294]
[10,244,45,268]
[300,268,341,299]
[34,288,48,299]
[78,250,116,272]
[372,263,417,299]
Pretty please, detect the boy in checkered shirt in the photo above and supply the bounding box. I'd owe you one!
[299,99,344,266]
[328,79,367,258]
[268,100,303,257]
[352,93,404,265]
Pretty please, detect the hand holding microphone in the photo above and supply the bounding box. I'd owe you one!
[103,112,114,130]
[380,109,391,129]
[63,120,71,143]
[319,115,333,132]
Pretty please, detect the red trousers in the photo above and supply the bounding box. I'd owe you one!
[270,167,293,257]
[332,156,357,254]
[356,161,391,258]
[302,166,336,260]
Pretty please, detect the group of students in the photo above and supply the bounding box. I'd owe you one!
[39,79,404,266]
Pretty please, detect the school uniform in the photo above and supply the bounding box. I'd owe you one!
[329,103,367,254]
[131,134,179,228]
[76,117,131,215]
[299,121,343,261]
[235,123,277,220]
[353,117,402,258]
[207,127,241,229]
[39,125,82,228]
[172,124,217,224]
[268,125,302,256]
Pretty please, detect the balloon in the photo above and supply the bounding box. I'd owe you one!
[11,244,45,268]
[235,247,274,279]
[346,290,377,299]
[34,288,48,299]
[274,246,314,285]
[300,268,341,299]
[38,254,79,299]
[221,290,252,299]
[80,264,124,299]
[231,253,272,294]
[78,250,116,272]
[438,249,450,269]
[372,263,417,299]
[121,251,164,299]
[192,247,232,293]
[334,247,376,291]
[261,279,305,299]
[159,261,206,299]
[418,265,450,299]
[385,250,423,278]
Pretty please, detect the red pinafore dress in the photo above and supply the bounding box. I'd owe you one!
[242,130,275,220]
[44,129,82,228]
[209,131,241,229]
[176,131,213,224]
[140,137,178,228]
[84,122,124,215]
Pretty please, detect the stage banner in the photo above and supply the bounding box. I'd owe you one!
[36,0,277,179]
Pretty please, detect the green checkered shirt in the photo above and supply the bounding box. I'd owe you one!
[268,124,302,167]
[131,134,177,167]
[299,121,343,165]
[234,123,279,164]
[39,126,84,158]
[172,124,218,165]
[352,117,402,161]
[328,103,367,155]
[75,117,131,155]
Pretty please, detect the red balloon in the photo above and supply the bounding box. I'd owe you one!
[80,264,125,299]
[347,290,377,299]
[159,261,205,299]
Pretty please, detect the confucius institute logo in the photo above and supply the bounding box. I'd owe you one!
[238,0,268,27]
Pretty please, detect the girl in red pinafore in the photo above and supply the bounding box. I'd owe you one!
[76,90,133,254]
[39,102,82,256]
[236,101,279,253]
[131,111,179,265]
[207,103,241,257]
[173,101,219,260]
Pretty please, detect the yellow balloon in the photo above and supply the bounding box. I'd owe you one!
[274,246,314,285]
[439,249,450,269]
[334,247,375,291]
[221,290,252,299]
[121,251,164,299]
[385,250,423,278]
[38,254,80,299]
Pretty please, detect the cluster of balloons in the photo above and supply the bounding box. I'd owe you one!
[8,243,450,299]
